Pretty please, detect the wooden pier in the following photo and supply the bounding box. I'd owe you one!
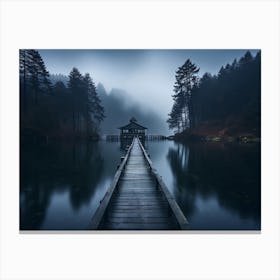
[90,137,189,230]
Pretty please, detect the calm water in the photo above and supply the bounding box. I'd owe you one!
[20,140,260,230]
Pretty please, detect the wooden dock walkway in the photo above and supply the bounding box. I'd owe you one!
[90,137,189,230]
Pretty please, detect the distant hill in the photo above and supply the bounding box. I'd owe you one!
[97,83,168,135]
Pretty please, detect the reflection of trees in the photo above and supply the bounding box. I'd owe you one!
[68,142,104,210]
[20,142,104,230]
[167,145,197,218]
[167,142,261,222]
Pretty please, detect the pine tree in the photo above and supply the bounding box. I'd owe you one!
[168,59,199,131]
[84,73,105,137]
[68,67,86,135]
[20,49,32,113]
[167,102,182,132]
[19,49,51,109]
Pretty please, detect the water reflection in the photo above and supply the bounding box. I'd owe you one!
[20,140,261,230]
[165,142,261,229]
[20,141,123,230]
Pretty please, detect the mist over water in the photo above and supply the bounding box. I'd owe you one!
[97,84,169,135]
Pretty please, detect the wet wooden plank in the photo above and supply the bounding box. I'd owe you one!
[100,222,178,230]
[107,217,172,223]
[110,200,167,205]
[107,212,171,218]
[110,205,168,210]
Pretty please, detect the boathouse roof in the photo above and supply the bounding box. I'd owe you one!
[118,117,147,130]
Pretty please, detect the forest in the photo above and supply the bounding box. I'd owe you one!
[20,49,261,143]
[20,50,105,142]
[20,50,168,143]
[167,51,261,141]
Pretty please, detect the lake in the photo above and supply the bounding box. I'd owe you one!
[20,140,261,230]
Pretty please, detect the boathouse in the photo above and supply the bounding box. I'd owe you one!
[118,117,147,141]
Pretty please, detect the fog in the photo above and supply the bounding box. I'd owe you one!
[97,84,169,134]
[39,49,258,133]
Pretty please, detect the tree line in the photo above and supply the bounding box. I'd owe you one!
[167,51,261,138]
[20,50,105,142]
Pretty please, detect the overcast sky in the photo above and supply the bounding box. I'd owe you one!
[39,49,259,119]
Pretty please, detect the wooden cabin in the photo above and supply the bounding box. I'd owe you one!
[118,117,147,141]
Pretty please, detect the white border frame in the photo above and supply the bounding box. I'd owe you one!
[1,0,280,279]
